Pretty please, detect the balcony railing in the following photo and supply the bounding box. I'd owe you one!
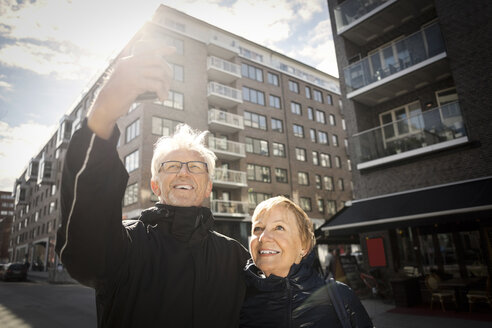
[343,23,445,93]
[353,102,467,168]
[207,56,241,76]
[211,200,249,216]
[213,168,247,187]
[208,108,244,131]
[334,0,390,32]
[208,137,246,158]
[207,82,242,103]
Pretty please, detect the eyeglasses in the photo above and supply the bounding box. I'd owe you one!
[159,161,208,174]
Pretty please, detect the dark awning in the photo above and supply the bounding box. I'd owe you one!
[320,177,492,235]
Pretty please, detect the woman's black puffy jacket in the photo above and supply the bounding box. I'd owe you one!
[240,252,373,328]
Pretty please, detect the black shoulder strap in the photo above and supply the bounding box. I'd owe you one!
[326,278,353,328]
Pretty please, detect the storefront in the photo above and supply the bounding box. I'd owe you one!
[317,177,492,288]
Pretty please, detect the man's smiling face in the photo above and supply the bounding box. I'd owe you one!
[151,149,212,207]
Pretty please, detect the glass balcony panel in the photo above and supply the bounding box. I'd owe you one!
[353,102,467,165]
[343,23,445,92]
[208,109,244,131]
[213,168,247,187]
[208,136,246,158]
[334,0,388,31]
[211,200,249,216]
[208,82,242,101]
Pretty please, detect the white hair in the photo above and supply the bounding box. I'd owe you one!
[151,124,217,182]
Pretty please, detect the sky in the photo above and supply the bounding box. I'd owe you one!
[0,0,338,192]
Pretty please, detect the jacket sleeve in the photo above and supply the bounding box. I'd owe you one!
[338,282,374,328]
[55,119,131,288]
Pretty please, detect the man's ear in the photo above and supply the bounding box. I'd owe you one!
[204,180,213,198]
[151,180,161,196]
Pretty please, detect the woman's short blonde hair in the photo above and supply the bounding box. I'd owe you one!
[251,196,315,253]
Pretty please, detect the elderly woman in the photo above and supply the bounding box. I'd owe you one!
[240,196,373,328]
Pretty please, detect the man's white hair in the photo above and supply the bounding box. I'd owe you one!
[151,124,217,182]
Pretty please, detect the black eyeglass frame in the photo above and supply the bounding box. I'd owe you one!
[159,160,209,174]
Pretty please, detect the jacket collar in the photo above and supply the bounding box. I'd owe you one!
[243,251,322,291]
[139,203,214,243]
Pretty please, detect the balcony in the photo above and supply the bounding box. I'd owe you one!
[14,179,27,206]
[207,56,241,84]
[344,23,448,105]
[211,200,249,217]
[207,37,239,60]
[208,137,246,160]
[56,115,73,148]
[207,82,243,108]
[213,168,247,188]
[334,0,433,45]
[353,102,468,169]
[208,108,244,133]
[37,155,56,185]
[25,158,39,182]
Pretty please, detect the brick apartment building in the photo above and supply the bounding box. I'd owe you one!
[0,191,14,262]
[322,0,492,297]
[8,5,353,270]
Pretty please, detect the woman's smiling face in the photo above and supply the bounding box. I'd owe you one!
[250,206,306,278]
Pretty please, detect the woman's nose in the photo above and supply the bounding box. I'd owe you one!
[258,230,272,242]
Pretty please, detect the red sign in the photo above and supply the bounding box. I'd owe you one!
[366,237,387,267]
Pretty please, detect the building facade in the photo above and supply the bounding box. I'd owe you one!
[323,0,492,291]
[8,5,353,270]
[0,191,14,262]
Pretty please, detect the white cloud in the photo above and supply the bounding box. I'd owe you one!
[0,121,56,191]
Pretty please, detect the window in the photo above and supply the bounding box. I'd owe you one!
[170,63,184,82]
[327,200,337,215]
[293,124,304,138]
[347,159,352,171]
[241,63,263,82]
[326,94,333,105]
[267,72,279,86]
[313,89,323,103]
[342,119,346,130]
[332,134,339,147]
[318,131,328,144]
[244,111,267,130]
[317,199,325,213]
[300,197,311,212]
[275,168,288,183]
[298,172,309,186]
[123,183,139,206]
[163,35,184,54]
[338,178,345,191]
[320,153,331,167]
[310,129,317,142]
[249,191,272,207]
[335,156,342,168]
[329,114,336,126]
[312,151,319,165]
[288,80,299,93]
[49,201,56,214]
[291,102,302,115]
[315,175,322,189]
[316,110,326,124]
[152,117,181,136]
[295,148,306,161]
[125,150,139,172]
[269,95,281,109]
[380,101,423,142]
[247,164,271,183]
[245,137,269,156]
[324,176,334,190]
[271,118,283,132]
[243,86,265,105]
[272,142,286,157]
[305,86,311,99]
[157,90,184,110]
[126,119,140,143]
[308,107,314,120]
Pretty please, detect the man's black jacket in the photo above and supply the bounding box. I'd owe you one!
[55,120,249,327]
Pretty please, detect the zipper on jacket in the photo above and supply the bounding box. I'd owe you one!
[285,278,293,328]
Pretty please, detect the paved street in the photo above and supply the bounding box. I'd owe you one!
[1,276,491,328]
[0,279,96,328]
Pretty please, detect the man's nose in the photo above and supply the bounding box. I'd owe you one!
[176,163,190,175]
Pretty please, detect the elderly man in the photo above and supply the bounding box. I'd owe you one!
[55,40,249,327]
